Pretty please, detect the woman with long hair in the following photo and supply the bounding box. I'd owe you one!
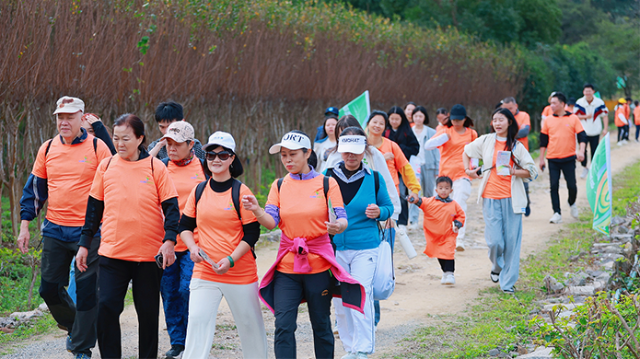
[404,102,417,126]
[326,127,394,359]
[179,131,268,358]
[424,104,477,251]
[462,108,537,294]
[77,114,180,359]
[409,106,440,227]
[314,115,339,170]
[242,130,364,358]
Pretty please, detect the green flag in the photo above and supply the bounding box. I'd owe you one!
[339,91,370,126]
[586,133,613,235]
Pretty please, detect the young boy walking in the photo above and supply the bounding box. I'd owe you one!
[409,176,465,285]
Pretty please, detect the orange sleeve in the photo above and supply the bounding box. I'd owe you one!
[419,197,434,213]
[182,186,198,218]
[239,184,258,225]
[31,141,49,179]
[521,113,531,127]
[89,158,108,201]
[326,176,344,210]
[391,142,409,172]
[96,140,112,163]
[152,158,178,202]
[266,179,280,208]
[541,118,549,135]
[471,129,478,141]
[454,202,466,226]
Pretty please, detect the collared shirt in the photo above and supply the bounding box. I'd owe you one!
[435,195,452,203]
[574,96,608,136]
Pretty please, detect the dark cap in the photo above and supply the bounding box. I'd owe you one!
[449,104,467,120]
[325,107,339,116]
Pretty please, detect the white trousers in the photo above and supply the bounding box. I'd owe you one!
[333,248,378,354]
[183,278,268,359]
[451,178,472,239]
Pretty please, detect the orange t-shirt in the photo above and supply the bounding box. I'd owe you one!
[183,181,259,285]
[541,113,585,159]
[374,137,409,193]
[90,155,178,262]
[419,197,465,260]
[634,106,640,126]
[266,175,345,274]
[167,159,206,252]
[32,135,112,227]
[542,105,553,118]
[615,105,628,127]
[514,111,531,151]
[438,127,478,181]
[482,140,513,200]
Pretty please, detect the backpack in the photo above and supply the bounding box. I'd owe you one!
[45,136,98,158]
[277,176,330,206]
[193,178,242,221]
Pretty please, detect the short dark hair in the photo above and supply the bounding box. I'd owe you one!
[551,92,567,104]
[583,83,595,90]
[155,101,183,123]
[436,108,448,115]
[436,176,453,187]
[412,106,430,125]
[502,97,517,104]
[114,114,146,150]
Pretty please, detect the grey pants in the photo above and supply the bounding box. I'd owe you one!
[482,198,522,291]
[39,236,100,356]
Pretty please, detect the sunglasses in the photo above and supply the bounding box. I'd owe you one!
[205,151,232,161]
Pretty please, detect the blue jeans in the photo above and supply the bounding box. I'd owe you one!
[482,198,523,291]
[160,251,194,346]
[636,123,640,140]
[374,226,395,326]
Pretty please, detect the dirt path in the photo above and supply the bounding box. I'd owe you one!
[2,136,638,359]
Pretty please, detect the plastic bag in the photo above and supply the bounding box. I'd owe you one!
[373,231,395,300]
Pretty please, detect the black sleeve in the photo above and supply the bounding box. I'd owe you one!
[399,130,420,159]
[91,121,117,155]
[179,214,197,233]
[241,221,261,247]
[79,196,105,248]
[576,130,587,144]
[161,197,180,243]
[539,133,549,148]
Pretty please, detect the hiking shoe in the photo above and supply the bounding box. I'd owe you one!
[441,272,455,285]
[549,212,562,224]
[502,287,515,294]
[490,272,500,283]
[580,167,589,179]
[570,204,579,219]
[341,353,357,359]
[165,344,185,358]
[74,353,91,359]
[455,240,465,252]
[66,335,72,353]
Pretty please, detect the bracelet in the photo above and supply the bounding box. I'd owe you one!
[255,209,266,219]
[227,255,235,268]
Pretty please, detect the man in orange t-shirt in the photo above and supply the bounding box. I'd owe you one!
[17,97,112,358]
[502,97,532,216]
[539,92,587,224]
[614,98,630,144]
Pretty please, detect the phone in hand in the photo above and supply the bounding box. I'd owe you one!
[154,253,164,269]
[198,249,219,269]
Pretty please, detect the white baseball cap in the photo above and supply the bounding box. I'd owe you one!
[53,96,85,115]
[203,131,236,152]
[269,132,312,154]
[337,135,367,154]
[161,121,195,143]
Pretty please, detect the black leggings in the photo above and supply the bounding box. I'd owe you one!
[438,258,455,273]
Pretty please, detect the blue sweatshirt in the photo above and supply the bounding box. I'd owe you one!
[329,164,393,251]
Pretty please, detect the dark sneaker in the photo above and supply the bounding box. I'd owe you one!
[166,344,185,358]
[66,335,72,352]
[74,353,91,359]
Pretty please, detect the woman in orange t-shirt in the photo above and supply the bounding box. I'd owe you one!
[76,114,180,359]
[424,104,478,251]
[462,108,536,294]
[243,130,363,359]
[179,131,267,358]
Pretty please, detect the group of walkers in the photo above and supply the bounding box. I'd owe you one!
[19,83,621,358]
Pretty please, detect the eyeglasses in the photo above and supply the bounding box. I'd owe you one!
[205,151,232,161]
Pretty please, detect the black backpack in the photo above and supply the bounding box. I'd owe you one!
[45,136,98,158]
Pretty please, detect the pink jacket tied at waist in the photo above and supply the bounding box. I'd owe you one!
[259,232,366,314]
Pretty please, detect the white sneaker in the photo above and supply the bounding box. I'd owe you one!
[617,141,624,146]
[356,353,369,359]
[549,212,562,224]
[456,240,465,251]
[441,272,455,285]
[570,204,579,218]
[580,167,589,179]
[341,353,357,359]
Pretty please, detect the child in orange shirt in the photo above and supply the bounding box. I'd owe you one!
[408,176,465,285]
